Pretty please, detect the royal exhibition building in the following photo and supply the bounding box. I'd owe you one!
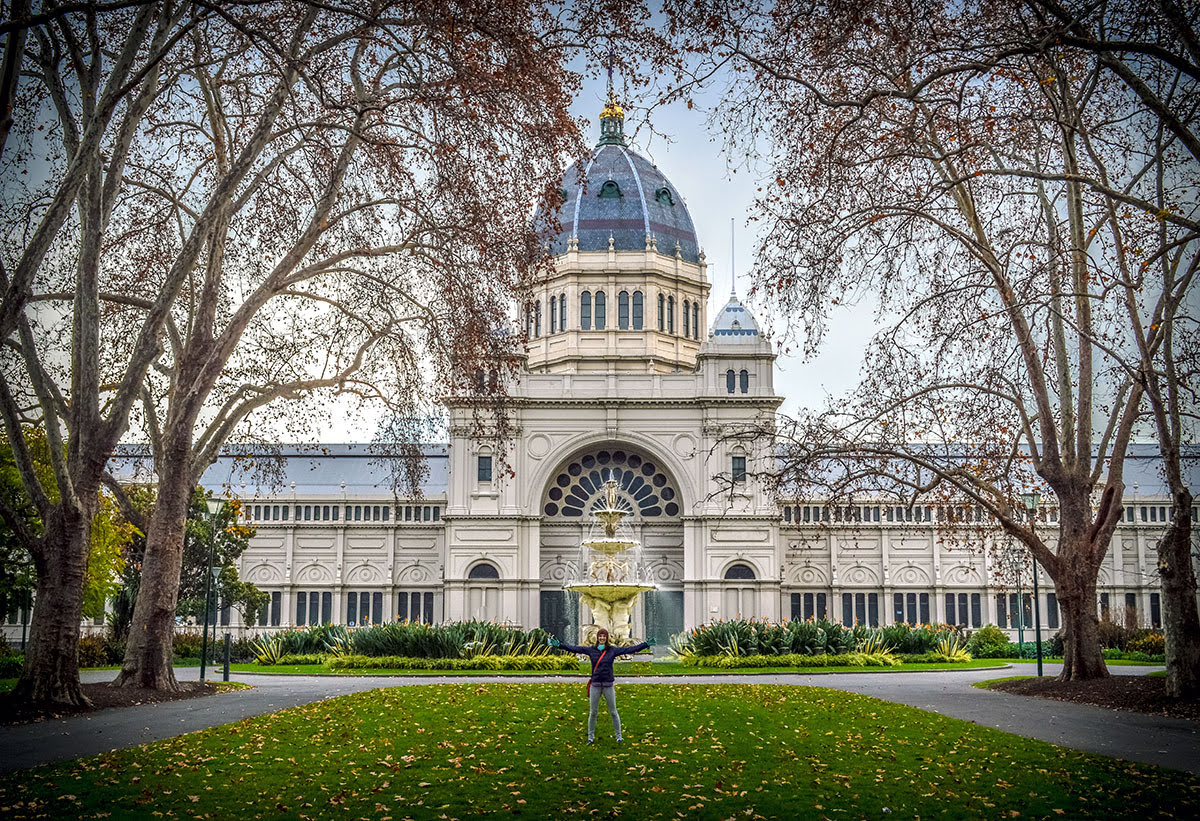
[12,100,1186,649]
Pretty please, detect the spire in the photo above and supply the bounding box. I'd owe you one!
[598,40,626,146]
[730,218,737,298]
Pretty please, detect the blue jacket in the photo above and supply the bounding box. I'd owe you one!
[559,641,649,684]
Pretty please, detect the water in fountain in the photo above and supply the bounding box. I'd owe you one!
[564,474,657,645]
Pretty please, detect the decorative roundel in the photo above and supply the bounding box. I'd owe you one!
[543,449,681,519]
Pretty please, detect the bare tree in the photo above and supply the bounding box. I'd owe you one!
[0,0,210,707]
[662,0,1197,680]
[1024,0,1200,696]
[1,0,648,707]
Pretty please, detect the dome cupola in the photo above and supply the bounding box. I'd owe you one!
[525,93,711,376]
[544,98,702,263]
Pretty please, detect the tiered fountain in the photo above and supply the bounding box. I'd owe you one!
[565,474,656,644]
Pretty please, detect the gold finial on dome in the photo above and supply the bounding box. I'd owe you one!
[600,93,624,121]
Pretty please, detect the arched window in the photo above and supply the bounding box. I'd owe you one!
[657,293,665,330]
[525,306,533,337]
[724,563,756,580]
[550,296,557,333]
[692,303,700,339]
[595,291,606,330]
[534,301,541,337]
[468,562,500,580]
[598,180,622,199]
[581,291,592,330]
[726,369,735,393]
[683,300,690,337]
[667,296,675,333]
[618,291,629,329]
[739,369,749,393]
[560,294,567,331]
[632,291,644,330]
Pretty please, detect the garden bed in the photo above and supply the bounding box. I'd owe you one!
[986,675,1200,721]
[0,680,249,725]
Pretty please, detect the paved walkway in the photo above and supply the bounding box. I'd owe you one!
[1,663,1196,776]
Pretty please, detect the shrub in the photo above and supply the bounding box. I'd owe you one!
[253,634,284,665]
[1127,631,1165,656]
[966,625,1010,658]
[0,654,24,677]
[78,634,110,668]
[933,634,971,662]
[1096,618,1128,650]
[327,654,577,672]
[275,654,325,665]
[681,652,900,669]
[173,630,207,660]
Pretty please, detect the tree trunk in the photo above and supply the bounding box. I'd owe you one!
[1159,497,1200,699]
[10,502,94,708]
[113,453,192,690]
[1057,569,1110,681]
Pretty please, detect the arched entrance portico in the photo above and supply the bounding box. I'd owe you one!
[537,443,685,644]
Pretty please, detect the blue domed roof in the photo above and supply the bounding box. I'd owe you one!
[710,295,761,341]
[546,109,701,263]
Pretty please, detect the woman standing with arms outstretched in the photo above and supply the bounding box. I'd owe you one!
[548,628,655,745]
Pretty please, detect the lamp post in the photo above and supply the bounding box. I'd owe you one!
[1021,491,1044,677]
[199,498,223,681]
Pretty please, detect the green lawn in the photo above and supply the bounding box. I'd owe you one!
[0,683,1195,819]
[228,658,1004,677]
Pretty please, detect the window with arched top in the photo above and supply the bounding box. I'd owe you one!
[740,369,749,393]
[581,291,592,330]
[468,562,500,580]
[683,299,690,337]
[726,369,735,393]
[655,186,674,205]
[692,303,699,338]
[534,301,541,337]
[618,291,629,329]
[595,290,606,330]
[543,449,681,519]
[724,563,756,580]
[550,296,557,333]
[560,294,567,331]
[598,180,622,198]
[667,296,675,333]
[657,293,665,330]
[632,291,644,330]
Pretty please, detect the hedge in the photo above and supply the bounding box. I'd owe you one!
[327,654,579,671]
[681,652,903,669]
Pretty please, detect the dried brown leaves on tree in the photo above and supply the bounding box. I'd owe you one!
[663,0,1198,682]
[0,0,651,705]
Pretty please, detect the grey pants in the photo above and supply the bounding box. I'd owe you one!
[588,682,621,741]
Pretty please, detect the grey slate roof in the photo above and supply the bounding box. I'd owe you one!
[547,142,701,262]
[110,444,449,498]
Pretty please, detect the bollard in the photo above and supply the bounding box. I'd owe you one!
[224,632,231,682]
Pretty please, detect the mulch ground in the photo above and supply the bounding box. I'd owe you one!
[1,681,221,726]
[991,675,1200,721]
